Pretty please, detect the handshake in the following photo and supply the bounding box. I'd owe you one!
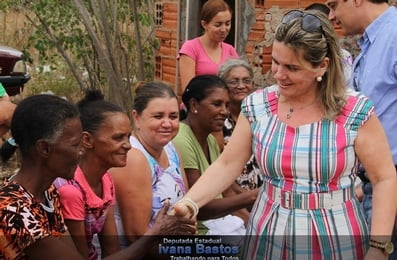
[148,199,198,236]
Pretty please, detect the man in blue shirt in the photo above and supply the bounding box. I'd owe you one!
[327,0,397,259]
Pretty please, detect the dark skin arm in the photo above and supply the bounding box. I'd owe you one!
[221,182,254,226]
[185,168,258,220]
[64,219,89,258]
[24,204,196,260]
[104,202,196,260]
[24,231,85,260]
[98,206,121,257]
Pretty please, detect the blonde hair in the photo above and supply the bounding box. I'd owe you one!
[275,10,346,119]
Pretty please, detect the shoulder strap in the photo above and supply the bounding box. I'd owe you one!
[53,177,89,208]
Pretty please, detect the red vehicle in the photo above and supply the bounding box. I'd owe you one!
[0,46,30,96]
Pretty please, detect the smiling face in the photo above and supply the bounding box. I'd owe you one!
[224,66,254,104]
[271,41,328,100]
[202,10,232,43]
[47,117,82,180]
[326,0,363,35]
[193,87,229,133]
[133,97,179,150]
[86,112,132,169]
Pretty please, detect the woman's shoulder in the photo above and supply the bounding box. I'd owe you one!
[241,85,278,119]
[179,37,201,52]
[221,42,238,55]
[182,37,200,45]
[344,89,374,112]
[53,177,84,202]
[0,181,31,207]
[336,89,374,130]
[164,140,180,159]
[174,122,192,139]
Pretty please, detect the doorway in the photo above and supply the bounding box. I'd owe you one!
[185,0,236,46]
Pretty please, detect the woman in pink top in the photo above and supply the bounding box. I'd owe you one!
[178,0,238,95]
[54,90,132,259]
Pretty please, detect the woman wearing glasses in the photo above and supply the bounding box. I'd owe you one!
[217,58,262,193]
[173,10,397,259]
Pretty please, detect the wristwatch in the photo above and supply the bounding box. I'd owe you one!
[369,239,394,255]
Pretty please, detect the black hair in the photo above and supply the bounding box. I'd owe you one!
[77,89,124,133]
[10,94,79,156]
[180,75,229,120]
[369,0,388,3]
[304,3,330,15]
[133,82,177,115]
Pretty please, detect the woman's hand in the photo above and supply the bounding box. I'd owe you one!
[172,201,193,219]
[364,246,388,260]
[148,202,197,236]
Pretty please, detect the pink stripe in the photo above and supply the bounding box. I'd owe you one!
[329,124,348,189]
[281,127,295,191]
[256,185,274,233]
[345,200,365,259]
[315,123,322,190]
[311,222,322,259]
[309,193,317,209]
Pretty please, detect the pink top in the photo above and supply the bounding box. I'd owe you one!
[54,166,115,259]
[56,167,115,220]
[178,37,238,76]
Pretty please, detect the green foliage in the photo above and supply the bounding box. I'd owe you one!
[2,0,158,110]
[26,67,82,102]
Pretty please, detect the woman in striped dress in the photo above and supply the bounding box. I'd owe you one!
[173,10,397,260]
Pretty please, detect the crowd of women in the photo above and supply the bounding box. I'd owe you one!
[1,0,396,259]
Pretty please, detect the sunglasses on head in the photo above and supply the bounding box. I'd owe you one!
[282,10,323,34]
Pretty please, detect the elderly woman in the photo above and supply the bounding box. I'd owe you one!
[174,10,397,260]
[217,58,262,192]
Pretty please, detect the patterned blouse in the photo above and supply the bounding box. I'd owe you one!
[223,114,263,190]
[0,181,66,260]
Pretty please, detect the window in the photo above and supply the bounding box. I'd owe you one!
[155,2,163,27]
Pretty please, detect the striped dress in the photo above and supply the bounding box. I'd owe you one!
[241,85,373,260]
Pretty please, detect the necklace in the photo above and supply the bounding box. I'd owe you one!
[277,92,318,119]
[286,107,294,119]
[285,99,318,119]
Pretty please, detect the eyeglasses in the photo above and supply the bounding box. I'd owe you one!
[282,10,323,34]
[225,78,253,88]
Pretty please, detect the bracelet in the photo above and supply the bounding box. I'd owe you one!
[177,197,199,219]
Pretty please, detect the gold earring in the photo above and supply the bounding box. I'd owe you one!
[316,76,322,82]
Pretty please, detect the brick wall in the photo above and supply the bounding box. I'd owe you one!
[155,0,397,89]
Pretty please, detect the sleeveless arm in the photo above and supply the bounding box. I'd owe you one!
[111,148,153,243]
